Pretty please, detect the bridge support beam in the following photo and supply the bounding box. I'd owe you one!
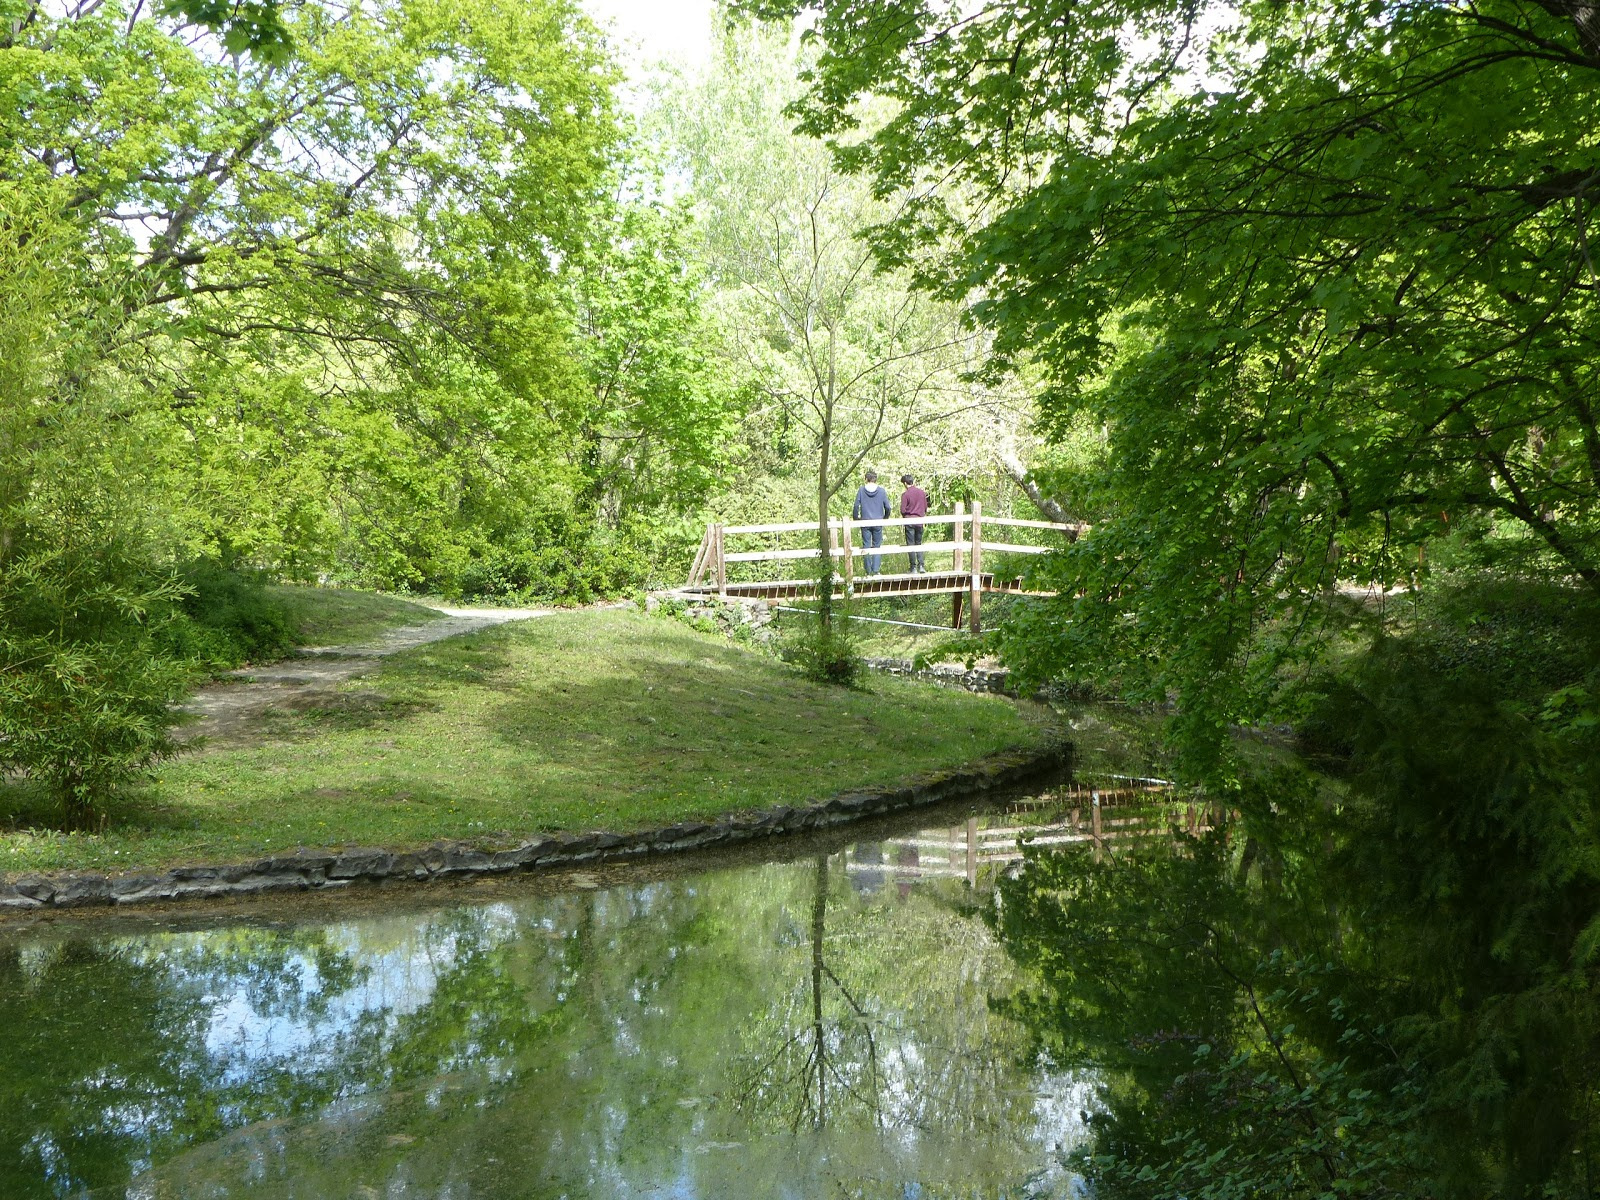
[969,501,983,635]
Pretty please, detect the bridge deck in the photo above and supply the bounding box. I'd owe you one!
[680,570,1047,601]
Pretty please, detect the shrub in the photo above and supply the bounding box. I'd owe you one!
[156,559,298,669]
[0,193,193,825]
[0,514,194,827]
[779,615,863,688]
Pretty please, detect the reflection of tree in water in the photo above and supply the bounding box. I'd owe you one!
[0,910,565,1199]
[0,926,378,1199]
[997,748,1600,1199]
[1,851,1076,1198]
[733,855,885,1131]
[727,850,1046,1156]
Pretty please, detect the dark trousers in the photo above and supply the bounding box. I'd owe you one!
[860,525,883,573]
[904,522,925,571]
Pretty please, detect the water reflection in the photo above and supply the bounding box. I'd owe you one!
[0,798,1108,1199]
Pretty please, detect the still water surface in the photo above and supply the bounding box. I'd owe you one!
[0,795,1102,1199]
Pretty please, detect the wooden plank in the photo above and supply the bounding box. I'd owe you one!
[723,546,828,563]
[841,514,963,531]
[686,526,711,587]
[725,541,967,564]
[839,540,961,560]
[981,516,1090,533]
[969,501,982,635]
[681,570,1063,601]
[721,520,832,535]
[714,523,726,596]
[842,514,853,592]
[952,501,965,575]
[722,514,972,535]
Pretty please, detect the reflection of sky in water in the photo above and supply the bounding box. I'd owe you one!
[6,808,1104,1199]
[165,903,530,1088]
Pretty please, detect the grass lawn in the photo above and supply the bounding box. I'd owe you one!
[0,609,1057,876]
[270,585,445,646]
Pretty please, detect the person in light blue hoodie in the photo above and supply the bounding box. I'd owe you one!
[852,469,893,574]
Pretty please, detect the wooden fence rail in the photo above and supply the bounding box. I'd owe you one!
[684,502,1089,633]
[842,783,1228,884]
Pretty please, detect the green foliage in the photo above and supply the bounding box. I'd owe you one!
[159,0,292,60]
[779,615,863,687]
[453,514,652,604]
[0,520,193,828]
[0,195,192,824]
[654,20,1021,537]
[0,0,712,604]
[748,0,1600,771]
[156,561,298,670]
[997,662,1600,1196]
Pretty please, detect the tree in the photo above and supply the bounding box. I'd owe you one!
[0,187,193,824]
[739,0,1600,768]
[658,20,1015,624]
[2,0,626,592]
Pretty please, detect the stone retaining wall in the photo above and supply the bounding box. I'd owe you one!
[0,744,1069,913]
[645,591,776,645]
[862,656,1011,694]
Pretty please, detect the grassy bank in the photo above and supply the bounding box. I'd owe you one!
[0,609,1055,876]
[271,585,444,646]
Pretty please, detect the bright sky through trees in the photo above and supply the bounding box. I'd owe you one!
[583,0,714,69]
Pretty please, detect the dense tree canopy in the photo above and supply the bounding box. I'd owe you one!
[740,0,1600,765]
[0,0,747,811]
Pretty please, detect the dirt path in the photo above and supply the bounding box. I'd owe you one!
[179,605,551,746]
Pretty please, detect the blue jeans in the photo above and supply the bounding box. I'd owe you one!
[860,525,883,574]
[904,522,925,571]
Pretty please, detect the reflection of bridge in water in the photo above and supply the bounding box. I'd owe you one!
[846,780,1222,889]
[683,502,1088,632]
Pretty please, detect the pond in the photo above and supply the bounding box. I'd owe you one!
[0,789,1118,1200]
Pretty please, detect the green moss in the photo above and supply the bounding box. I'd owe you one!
[0,610,1054,875]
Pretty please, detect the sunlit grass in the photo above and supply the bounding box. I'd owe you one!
[0,609,1055,875]
[269,585,444,646]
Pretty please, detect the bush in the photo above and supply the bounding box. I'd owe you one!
[453,525,651,605]
[156,560,298,670]
[0,198,194,825]
[0,516,195,827]
[779,616,863,687]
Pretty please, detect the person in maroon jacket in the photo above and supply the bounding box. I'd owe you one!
[899,474,929,573]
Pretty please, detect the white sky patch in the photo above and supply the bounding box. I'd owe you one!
[582,0,716,73]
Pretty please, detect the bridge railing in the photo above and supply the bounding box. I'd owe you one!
[685,502,1088,631]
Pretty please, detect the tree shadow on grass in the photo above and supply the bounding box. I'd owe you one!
[0,775,201,840]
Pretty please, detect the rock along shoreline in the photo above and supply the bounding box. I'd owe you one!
[0,743,1070,914]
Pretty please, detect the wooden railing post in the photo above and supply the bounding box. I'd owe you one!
[686,524,711,587]
[828,521,840,594]
[952,501,965,575]
[841,514,854,594]
[969,500,983,636]
[714,522,726,596]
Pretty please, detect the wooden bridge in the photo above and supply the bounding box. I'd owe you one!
[683,502,1086,632]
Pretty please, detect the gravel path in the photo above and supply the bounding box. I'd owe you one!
[178,605,551,746]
